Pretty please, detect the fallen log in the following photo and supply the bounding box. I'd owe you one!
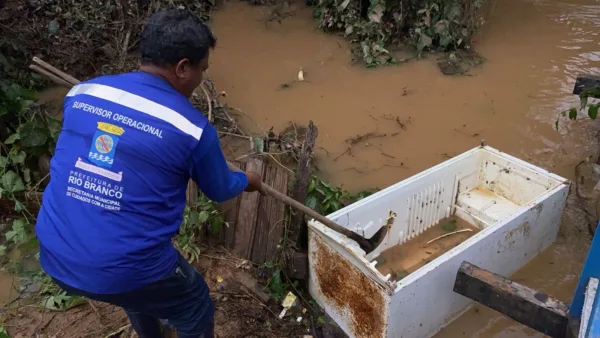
[453,261,569,338]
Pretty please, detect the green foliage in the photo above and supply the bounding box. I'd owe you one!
[313,0,486,67]
[0,326,9,338]
[0,57,59,255]
[556,86,600,129]
[1,0,215,80]
[175,194,225,263]
[314,0,395,67]
[5,219,36,247]
[265,269,288,301]
[412,0,484,55]
[38,273,86,311]
[305,175,375,215]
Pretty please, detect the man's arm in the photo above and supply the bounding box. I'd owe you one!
[188,123,262,202]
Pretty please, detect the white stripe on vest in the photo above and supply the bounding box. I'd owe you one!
[67,83,203,140]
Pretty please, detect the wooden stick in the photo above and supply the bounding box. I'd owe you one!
[32,57,80,85]
[426,229,473,245]
[29,65,72,88]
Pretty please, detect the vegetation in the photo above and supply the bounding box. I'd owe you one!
[313,0,486,67]
[306,174,375,215]
[557,86,600,129]
[176,195,226,262]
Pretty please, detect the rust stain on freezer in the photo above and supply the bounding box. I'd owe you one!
[312,235,386,338]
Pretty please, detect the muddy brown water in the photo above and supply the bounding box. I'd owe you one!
[375,215,481,279]
[10,0,598,336]
[207,0,599,336]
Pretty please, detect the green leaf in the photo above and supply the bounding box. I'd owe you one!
[14,200,25,212]
[1,170,25,193]
[308,179,315,193]
[330,199,342,211]
[568,108,578,120]
[210,216,222,234]
[0,156,8,168]
[0,327,9,338]
[47,117,62,141]
[23,168,31,183]
[197,211,209,224]
[9,151,26,165]
[48,20,60,33]
[581,96,589,110]
[253,137,264,153]
[4,133,20,145]
[0,245,6,256]
[19,122,48,148]
[588,104,599,120]
[417,33,433,52]
[306,195,318,210]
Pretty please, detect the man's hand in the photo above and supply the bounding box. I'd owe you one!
[244,171,266,196]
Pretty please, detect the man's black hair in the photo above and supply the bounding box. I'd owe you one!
[140,9,216,67]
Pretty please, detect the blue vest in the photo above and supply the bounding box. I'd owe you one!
[36,71,211,294]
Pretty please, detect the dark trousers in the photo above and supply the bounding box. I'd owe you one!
[53,253,215,338]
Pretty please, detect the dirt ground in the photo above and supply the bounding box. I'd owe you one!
[2,246,314,338]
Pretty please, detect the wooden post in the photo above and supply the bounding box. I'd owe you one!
[289,121,318,248]
[233,157,266,259]
[453,261,569,338]
[251,164,289,264]
[573,74,600,96]
[216,162,246,248]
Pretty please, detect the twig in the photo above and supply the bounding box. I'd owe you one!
[88,300,102,320]
[36,313,57,334]
[268,153,294,174]
[118,30,131,70]
[231,107,265,134]
[346,132,387,146]
[218,131,251,140]
[200,81,213,122]
[199,253,243,263]
[334,147,351,161]
[104,324,131,338]
[426,229,473,245]
[241,288,279,319]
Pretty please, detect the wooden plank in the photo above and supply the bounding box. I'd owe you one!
[453,261,569,338]
[266,165,288,261]
[216,161,245,247]
[233,157,265,259]
[573,74,600,96]
[251,164,288,264]
[186,179,198,207]
[290,121,318,247]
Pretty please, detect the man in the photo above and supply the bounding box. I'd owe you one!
[35,9,263,338]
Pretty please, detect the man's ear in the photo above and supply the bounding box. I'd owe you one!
[175,59,190,79]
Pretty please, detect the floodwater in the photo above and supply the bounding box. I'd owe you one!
[375,215,480,279]
[208,0,600,336]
